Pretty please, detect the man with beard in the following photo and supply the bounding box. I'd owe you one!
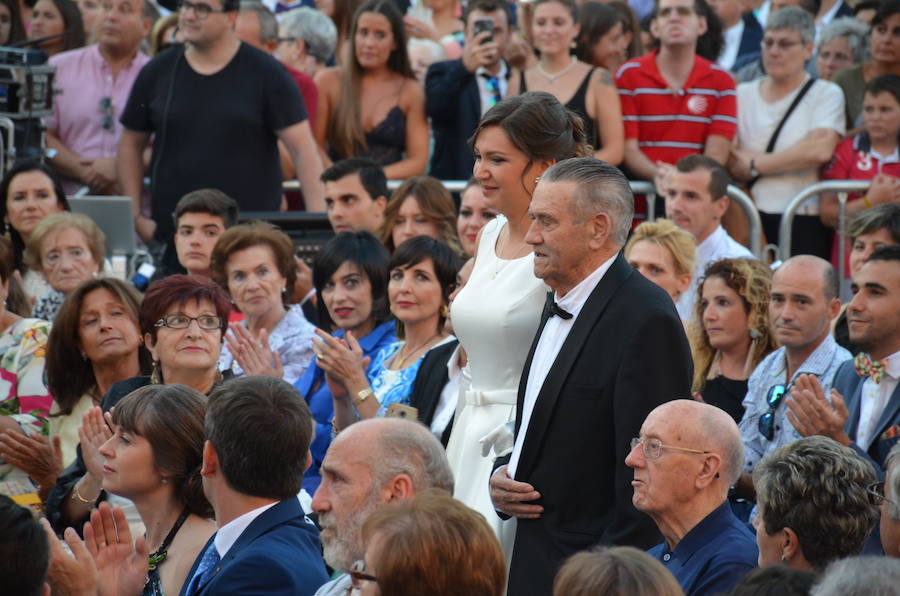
[311,418,454,596]
[736,255,848,498]
[788,246,900,476]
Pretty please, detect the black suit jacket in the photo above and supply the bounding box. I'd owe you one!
[425,59,510,180]
[409,339,459,446]
[501,253,693,595]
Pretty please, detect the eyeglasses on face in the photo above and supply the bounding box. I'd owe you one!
[758,383,788,441]
[349,559,378,591]
[630,437,711,460]
[761,38,803,51]
[179,0,228,19]
[657,5,695,18]
[154,314,222,330]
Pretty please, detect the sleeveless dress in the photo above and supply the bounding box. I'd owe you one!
[328,105,406,167]
[446,217,547,553]
[521,67,598,149]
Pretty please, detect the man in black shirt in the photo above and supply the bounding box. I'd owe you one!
[118,0,324,248]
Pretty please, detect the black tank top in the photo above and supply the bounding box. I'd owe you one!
[520,67,599,150]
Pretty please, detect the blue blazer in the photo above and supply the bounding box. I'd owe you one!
[731,13,763,73]
[178,498,329,596]
[833,359,900,478]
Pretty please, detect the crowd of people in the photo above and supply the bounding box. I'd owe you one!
[3,0,900,593]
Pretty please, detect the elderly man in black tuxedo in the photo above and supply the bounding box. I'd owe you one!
[489,158,693,595]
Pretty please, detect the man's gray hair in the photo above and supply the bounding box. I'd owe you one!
[541,157,634,247]
[280,6,338,64]
[817,16,869,63]
[887,443,900,521]
[240,1,278,43]
[767,6,815,46]
[370,420,455,494]
[811,556,900,596]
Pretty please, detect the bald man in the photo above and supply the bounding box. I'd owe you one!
[737,256,849,497]
[626,400,757,596]
[310,418,454,596]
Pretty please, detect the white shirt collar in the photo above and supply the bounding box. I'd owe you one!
[213,501,278,558]
[555,252,619,318]
[696,225,727,260]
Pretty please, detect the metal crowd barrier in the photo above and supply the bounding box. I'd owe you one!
[779,180,871,284]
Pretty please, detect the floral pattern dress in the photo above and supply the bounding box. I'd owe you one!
[0,318,52,506]
[368,337,456,417]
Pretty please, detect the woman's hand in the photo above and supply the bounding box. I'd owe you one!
[84,502,149,596]
[403,15,439,41]
[0,431,62,492]
[866,173,900,206]
[79,407,111,483]
[312,329,369,388]
[226,324,285,379]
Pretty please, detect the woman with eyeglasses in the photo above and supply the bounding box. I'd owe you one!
[690,258,776,423]
[314,0,429,178]
[728,7,844,259]
[46,274,232,534]
[752,436,878,572]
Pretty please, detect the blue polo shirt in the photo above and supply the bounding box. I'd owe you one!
[648,501,758,596]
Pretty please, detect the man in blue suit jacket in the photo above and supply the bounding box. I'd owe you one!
[180,376,329,596]
[426,0,512,181]
[788,246,900,477]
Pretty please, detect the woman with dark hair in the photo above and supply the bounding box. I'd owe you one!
[28,0,84,56]
[315,236,459,430]
[446,91,588,549]
[294,231,396,493]
[209,222,316,385]
[0,277,147,503]
[315,0,428,178]
[834,0,900,128]
[379,175,463,255]
[0,160,69,303]
[45,274,231,533]
[576,1,628,72]
[509,0,624,164]
[99,384,216,596]
[0,0,27,45]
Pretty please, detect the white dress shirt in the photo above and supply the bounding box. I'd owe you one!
[475,61,508,117]
[676,225,754,321]
[718,19,745,71]
[213,502,278,558]
[856,350,900,450]
[508,254,617,478]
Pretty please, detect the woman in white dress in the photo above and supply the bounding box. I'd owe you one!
[447,91,591,552]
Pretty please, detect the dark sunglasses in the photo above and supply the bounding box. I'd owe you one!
[758,383,789,441]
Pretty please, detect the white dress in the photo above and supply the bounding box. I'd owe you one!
[446,217,547,553]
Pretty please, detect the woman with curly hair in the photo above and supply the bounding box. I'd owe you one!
[379,175,462,256]
[690,258,777,422]
[753,436,878,571]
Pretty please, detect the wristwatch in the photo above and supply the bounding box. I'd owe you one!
[353,388,374,408]
[749,159,760,179]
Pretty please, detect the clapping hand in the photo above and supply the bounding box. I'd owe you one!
[0,432,62,498]
[79,407,112,482]
[786,373,851,445]
[226,324,284,379]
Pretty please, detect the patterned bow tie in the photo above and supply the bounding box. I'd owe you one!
[854,352,888,384]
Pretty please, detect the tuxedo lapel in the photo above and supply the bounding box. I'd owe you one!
[515,294,554,435]
[845,376,866,442]
[514,253,633,480]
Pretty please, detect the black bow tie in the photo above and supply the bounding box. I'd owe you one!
[543,292,573,320]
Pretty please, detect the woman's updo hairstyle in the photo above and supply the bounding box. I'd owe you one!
[470,91,592,168]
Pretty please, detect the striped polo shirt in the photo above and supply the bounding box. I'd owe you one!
[615,49,738,166]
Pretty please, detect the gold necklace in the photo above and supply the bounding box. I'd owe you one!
[394,332,442,368]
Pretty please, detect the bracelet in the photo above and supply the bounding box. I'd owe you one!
[353,388,374,408]
[863,196,874,209]
[72,483,100,504]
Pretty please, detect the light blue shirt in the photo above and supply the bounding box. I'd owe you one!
[740,334,851,472]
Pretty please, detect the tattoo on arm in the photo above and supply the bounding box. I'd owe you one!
[599,69,614,87]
